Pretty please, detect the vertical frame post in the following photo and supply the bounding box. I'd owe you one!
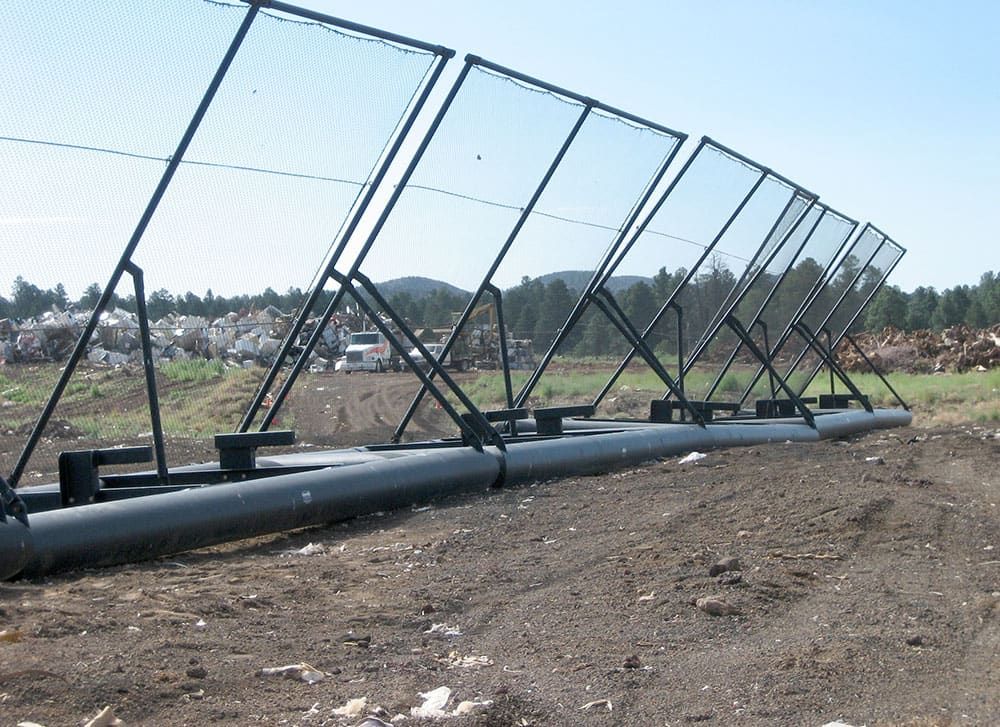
[9,4,261,485]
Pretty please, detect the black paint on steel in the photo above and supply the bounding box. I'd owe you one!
[679,190,817,378]
[702,204,835,402]
[391,103,594,442]
[488,285,516,410]
[266,0,454,57]
[791,322,874,412]
[757,321,776,400]
[842,333,910,410]
[825,327,836,394]
[330,273,492,449]
[793,245,905,395]
[239,50,452,432]
[775,229,890,393]
[257,60,477,432]
[18,447,502,578]
[724,314,816,427]
[1,475,28,527]
[350,271,504,449]
[126,263,169,482]
[700,137,816,200]
[572,144,772,411]
[594,289,705,425]
[8,5,262,486]
[465,56,688,140]
[735,222,877,407]
[511,136,696,411]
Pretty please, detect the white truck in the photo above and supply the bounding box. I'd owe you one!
[407,342,466,372]
[336,331,398,373]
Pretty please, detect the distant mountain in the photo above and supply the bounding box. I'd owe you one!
[376,276,471,300]
[376,271,653,300]
[534,270,653,294]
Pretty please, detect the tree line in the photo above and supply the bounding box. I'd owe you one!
[4,263,997,357]
[863,272,1000,331]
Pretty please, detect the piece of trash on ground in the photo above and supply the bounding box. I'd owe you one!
[83,706,123,727]
[411,686,451,718]
[423,623,462,637]
[332,697,367,717]
[453,700,493,715]
[282,542,326,556]
[678,451,707,465]
[259,663,325,684]
[580,698,613,711]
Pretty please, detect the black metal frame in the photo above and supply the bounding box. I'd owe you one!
[790,236,906,401]
[384,60,690,441]
[245,53,688,444]
[520,137,817,424]
[701,204,859,402]
[734,223,885,406]
[7,1,453,486]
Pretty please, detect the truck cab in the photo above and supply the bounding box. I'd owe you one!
[337,331,395,373]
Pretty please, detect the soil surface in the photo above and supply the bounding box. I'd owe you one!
[1,420,998,726]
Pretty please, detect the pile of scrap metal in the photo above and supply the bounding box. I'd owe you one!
[0,307,354,368]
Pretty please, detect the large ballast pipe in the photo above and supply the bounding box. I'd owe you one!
[3,410,910,579]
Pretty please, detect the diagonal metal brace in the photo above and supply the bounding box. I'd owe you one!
[343,272,504,450]
[725,315,816,427]
[791,322,873,412]
[592,289,705,427]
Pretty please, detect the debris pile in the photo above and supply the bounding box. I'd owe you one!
[0,308,356,369]
[839,325,1000,373]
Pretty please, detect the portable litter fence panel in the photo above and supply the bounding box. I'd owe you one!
[701,205,858,403]
[731,222,889,404]
[790,233,906,396]
[527,138,815,414]
[2,0,449,484]
[247,55,686,444]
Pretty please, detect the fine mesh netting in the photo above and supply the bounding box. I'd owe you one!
[335,64,681,432]
[550,142,813,410]
[524,143,770,408]
[770,226,895,392]
[720,207,857,401]
[1,0,439,481]
[791,237,905,393]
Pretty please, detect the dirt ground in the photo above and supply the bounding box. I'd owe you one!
[0,412,997,726]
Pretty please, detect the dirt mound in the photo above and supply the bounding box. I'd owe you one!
[1,426,997,725]
[841,324,1000,373]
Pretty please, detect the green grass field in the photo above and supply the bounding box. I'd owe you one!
[460,360,1000,425]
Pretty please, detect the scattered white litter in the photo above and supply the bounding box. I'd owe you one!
[283,542,326,556]
[637,591,656,602]
[83,706,123,727]
[678,451,707,464]
[424,623,462,637]
[332,697,367,717]
[453,700,493,716]
[580,698,613,711]
[194,618,207,628]
[441,650,493,669]
[260,663,325,684]
[411,686,451,718]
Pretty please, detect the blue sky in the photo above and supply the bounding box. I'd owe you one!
[1,0,996,299]
[307,0,999,292]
